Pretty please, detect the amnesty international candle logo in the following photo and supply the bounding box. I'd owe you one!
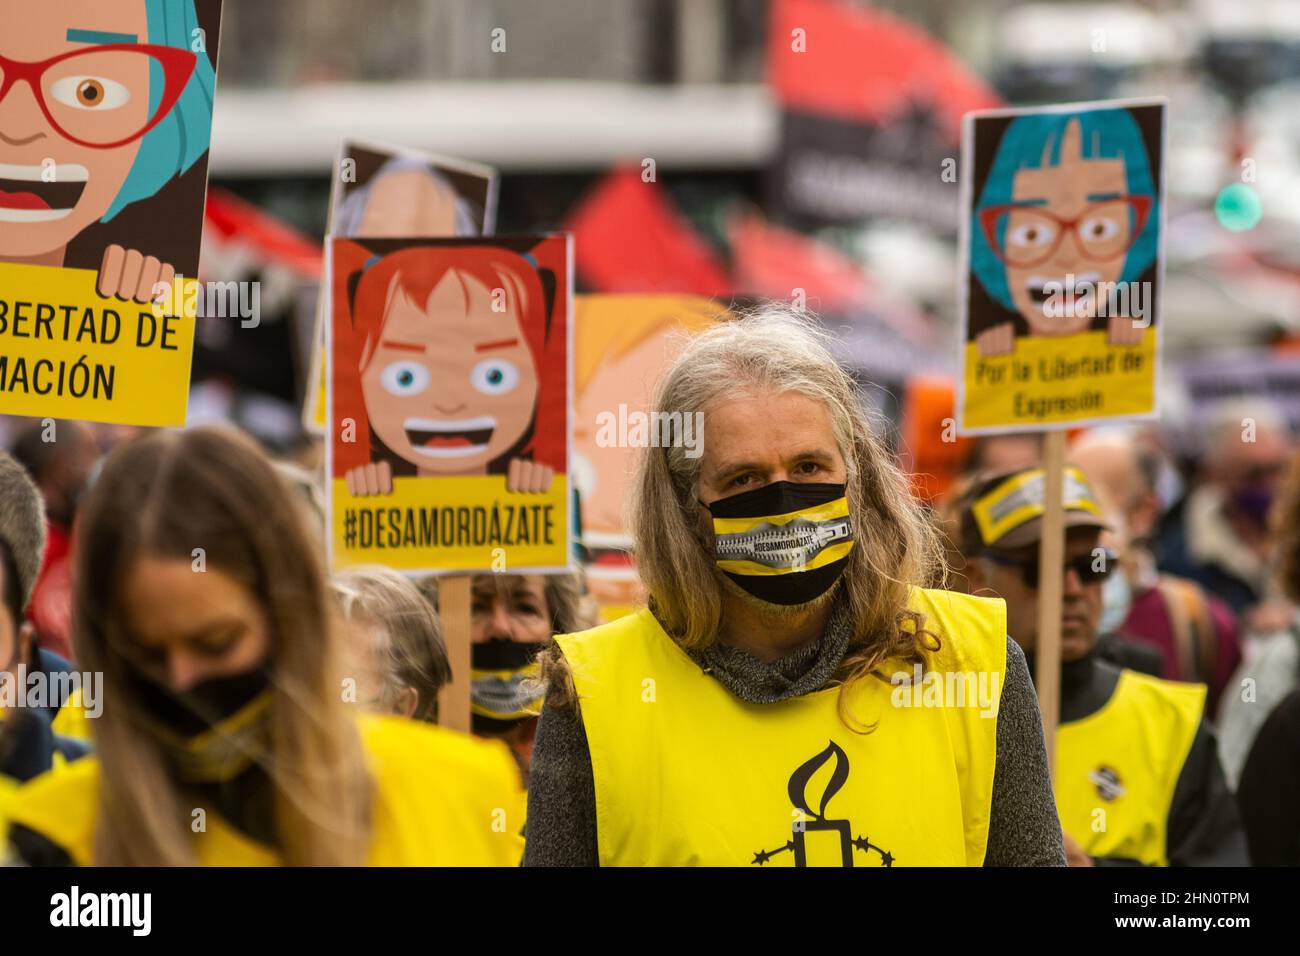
[0,0,224,427]
[752,740,895,867]
[957,98,1166,433]
[327,235,572,574]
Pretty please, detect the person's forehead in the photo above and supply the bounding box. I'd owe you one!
[702,391,838,454]
[1071,441,1137,485]
[123,558,256,644]
[473,574,545,602]
[1237,432,1291,461]
[1065,526,1102,552]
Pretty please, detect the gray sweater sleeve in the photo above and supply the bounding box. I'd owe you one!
[523,685,600,866]
[523,635,1066,867]
[984,637,1067,866]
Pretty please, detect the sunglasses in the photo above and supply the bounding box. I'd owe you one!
[983,548,1117,590]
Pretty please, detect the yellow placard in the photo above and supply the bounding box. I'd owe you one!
[0,262,197,427]
[331,474,569,572]
[962,328,1155,431]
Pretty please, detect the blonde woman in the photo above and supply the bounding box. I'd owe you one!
[5,426,522,866]
[525,308,1064,867]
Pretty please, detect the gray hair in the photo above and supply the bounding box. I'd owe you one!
[333,566,450,722]
[0,452,47,613]
[335,156,481,237]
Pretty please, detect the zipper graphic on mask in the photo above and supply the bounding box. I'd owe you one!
[714,516,852,569]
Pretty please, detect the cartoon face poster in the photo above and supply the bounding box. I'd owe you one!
[303,142,499,435]
[957,99,1166,434]
[0,0,223,427]
[327,235,571,574]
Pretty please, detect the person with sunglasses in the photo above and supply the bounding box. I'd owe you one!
[958,465,1247,867]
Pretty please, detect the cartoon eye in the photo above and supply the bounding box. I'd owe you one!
[380,361,430,397]
[1079,216,1121,243]
[1006,220,1058,249]
[470,359,519,396]
[49,76,132,111]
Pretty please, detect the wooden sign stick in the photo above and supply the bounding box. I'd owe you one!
[437,575,473,733]
[1036,430,1067,772]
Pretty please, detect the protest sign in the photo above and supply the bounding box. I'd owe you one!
[956,98,1167,762]
[573,293,725,620]
[0,0,224,427]
[303,142,498,435]
[327,235,571,576]
[957,98,1166,434]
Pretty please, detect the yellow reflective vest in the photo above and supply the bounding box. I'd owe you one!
[1056,669,1204,866]
[556,587,1007,867]
[49,688,92,744]
[4,714,524,866]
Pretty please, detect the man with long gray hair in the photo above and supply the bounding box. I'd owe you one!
[524,308,1064,867]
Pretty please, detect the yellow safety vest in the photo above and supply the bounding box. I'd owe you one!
[4,714,525,866]
[50,688,92,744]
[557,587,1006,867]
[0,773,17,849]
[1055,669,1204,866]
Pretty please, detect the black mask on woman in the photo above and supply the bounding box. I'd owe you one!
[128,666,273,783]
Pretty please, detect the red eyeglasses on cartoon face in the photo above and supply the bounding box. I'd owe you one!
[0,44,196,149]
[978,196,1152,269]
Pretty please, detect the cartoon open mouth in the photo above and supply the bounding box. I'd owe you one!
[1027,271,1102,316]
[0,162,89,222]
[405,415,496,459]
[1026,272,1101,305]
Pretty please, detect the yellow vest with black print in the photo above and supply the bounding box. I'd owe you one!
[1055,670,1204,867]
[3,715,525,866]
[49,688,92,744]
[556,587,1007,867]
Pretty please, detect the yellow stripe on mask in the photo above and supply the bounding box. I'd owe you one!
[711,496,849,535]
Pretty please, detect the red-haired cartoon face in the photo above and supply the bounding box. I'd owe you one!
[359,268,540,475]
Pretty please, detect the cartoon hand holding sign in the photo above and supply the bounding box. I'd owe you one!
[0,0,215,302]
[970,109,1158,357]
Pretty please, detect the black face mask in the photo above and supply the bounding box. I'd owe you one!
[471,639,543,733]
[129,667,273,783]
[701,481,855,607]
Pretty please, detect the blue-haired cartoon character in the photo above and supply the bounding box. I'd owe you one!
[969,108,1159,357]
[0,0,217,301]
